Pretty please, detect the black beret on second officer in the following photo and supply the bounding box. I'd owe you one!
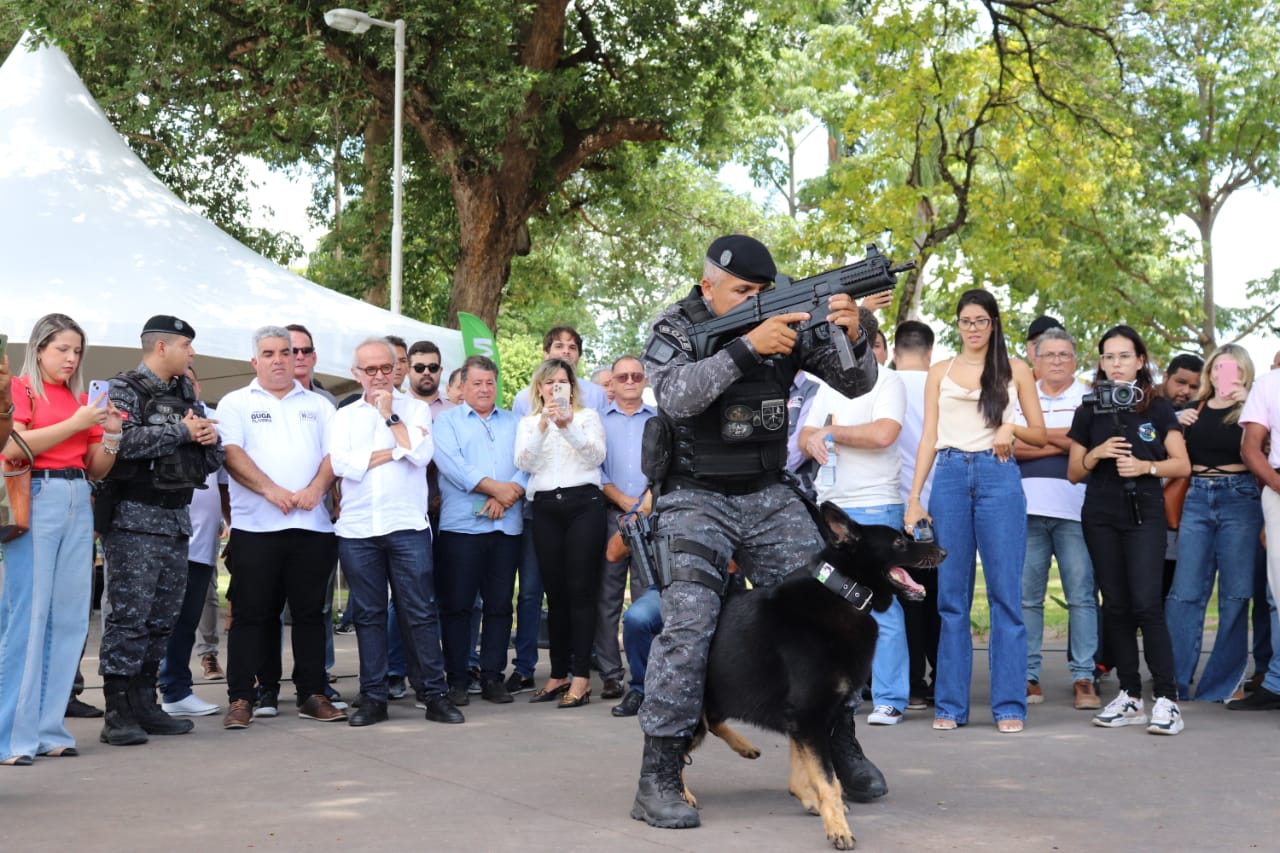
[706,235,777,285]
[141,315,196,340]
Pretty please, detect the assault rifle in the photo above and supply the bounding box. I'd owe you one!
[688,244,916,369]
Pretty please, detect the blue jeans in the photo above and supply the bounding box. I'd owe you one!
[159,560,216,702]
[623,587,663,693]
[0,477,92,759]
[510,520,543,678]
[840,504,909,713]
[1167,474,1261,701]
[435,531,520,686]
[338,528,448,701]
[1021,515,1097,682]
[930,450,1028,724]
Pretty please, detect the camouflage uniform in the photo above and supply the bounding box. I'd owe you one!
[100,363,224,677]
[638,290,879,739]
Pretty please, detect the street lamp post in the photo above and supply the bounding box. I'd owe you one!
[324,8,405,316]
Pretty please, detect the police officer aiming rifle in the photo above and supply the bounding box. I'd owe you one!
[631,235,904,829]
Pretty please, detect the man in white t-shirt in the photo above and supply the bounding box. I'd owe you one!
[217,326,345,729]
[1013,327,1100,710]
[800,367,911,725]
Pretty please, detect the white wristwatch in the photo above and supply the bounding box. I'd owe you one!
[1149,463,1158,477]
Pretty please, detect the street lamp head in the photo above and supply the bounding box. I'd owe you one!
[324,8,374,34]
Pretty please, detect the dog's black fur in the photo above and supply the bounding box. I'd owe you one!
[690,502,946,849]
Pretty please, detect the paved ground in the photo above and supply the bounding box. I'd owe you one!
[3,623,1277,852]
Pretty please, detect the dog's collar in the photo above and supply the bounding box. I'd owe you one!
[813,562,873,611]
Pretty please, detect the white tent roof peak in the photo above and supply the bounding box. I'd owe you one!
[1,33,462,401]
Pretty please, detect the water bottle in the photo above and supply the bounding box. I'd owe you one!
[817,433,837,488]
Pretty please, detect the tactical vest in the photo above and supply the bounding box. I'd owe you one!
[667,289,799,490]
[107,371,210,504]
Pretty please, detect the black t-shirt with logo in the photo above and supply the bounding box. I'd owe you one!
[1068,395,1181,496]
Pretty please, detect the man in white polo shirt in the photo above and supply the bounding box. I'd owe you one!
[216,325,345,729]
[1013,326,1100,710]
[329,338,463,727]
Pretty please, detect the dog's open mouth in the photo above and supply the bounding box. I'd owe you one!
[888,567,927,601]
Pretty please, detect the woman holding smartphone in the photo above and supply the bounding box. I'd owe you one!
[514,358,607,708]
[904,289,1045,733]
[1165,345,1260,702]
[1068,325,1190,735]
[0,314,121,765]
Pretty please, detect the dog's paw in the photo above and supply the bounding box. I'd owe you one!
[737,744,761,760]
[827,826,857,850]
[682,785,699,809]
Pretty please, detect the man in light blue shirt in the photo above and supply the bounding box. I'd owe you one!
[432,356,529,706]
[593,355,658,705]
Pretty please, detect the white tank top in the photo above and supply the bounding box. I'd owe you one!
[935,358,1016,452]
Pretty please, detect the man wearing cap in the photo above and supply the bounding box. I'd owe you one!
[631,235,884,829]
[99,315,224,746]
[1025,315,1063,379]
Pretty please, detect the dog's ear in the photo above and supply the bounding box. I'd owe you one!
[819,501,862,547]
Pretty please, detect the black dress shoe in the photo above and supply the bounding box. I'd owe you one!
[612,689,644,717]
[66,697,104,718]
[446,686,470,707]
[348,698,389,727]
[601,678,625,700]
[423,696,465,724]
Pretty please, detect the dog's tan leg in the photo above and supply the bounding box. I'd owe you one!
[708,719,761,759]
[795,741,856,849]
[788,739,821,815]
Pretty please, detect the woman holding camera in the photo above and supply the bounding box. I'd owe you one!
[1068,325,1189,734]
[1165,345,1260,702]
[514,358,607,708]
[905,289,1045,733]
[1,314,121,765]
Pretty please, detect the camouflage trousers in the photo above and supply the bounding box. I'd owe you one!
[100,529,189,677]
[638,481,823,738]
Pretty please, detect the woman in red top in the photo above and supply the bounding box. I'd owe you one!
[0,313,121,765]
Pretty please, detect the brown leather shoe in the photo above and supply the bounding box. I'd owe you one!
[223,699,253,730]
[298,694,348,722]
[1073,679,1102,710]
[1026,680,1044,704]
[201,653,225,681]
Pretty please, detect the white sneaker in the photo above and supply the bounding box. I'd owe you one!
[1092,690,1148,728]
[867,705,903,725]
[1147,697,1184,736]
[161,694,221,717]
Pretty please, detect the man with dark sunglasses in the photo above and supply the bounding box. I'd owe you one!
[407,340,452,418]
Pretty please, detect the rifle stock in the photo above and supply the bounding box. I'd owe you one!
[689,244,916,368]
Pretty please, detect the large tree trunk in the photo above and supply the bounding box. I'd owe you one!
[362,117,390,310]
[446,172,528,331]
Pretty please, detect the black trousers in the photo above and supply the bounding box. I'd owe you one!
[1082,488,1177,700]
[225,529,337,705]
[532,486,607,680]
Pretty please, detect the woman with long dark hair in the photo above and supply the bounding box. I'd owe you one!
[905,290,1045,733]
[0,314,121,765]
[1068,325,1190,734]
[1165,344,1260,703]
[514,358,607,708]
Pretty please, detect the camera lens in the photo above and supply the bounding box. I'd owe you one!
[1112,383,1137,407]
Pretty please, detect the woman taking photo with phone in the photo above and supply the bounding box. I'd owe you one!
[0,313,121,765]
[1165,345,1260,703]
[1068,325,1190,735]
[904,289,1045,733]
[514,358,607,708]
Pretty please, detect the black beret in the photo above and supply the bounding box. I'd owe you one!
[706,235,776,285]
[141,315,196,340]
[1026,315,1063,340]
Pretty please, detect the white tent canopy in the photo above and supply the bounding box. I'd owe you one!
[0,35,463,402]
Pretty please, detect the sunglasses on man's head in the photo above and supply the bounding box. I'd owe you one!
[412,362,442,374]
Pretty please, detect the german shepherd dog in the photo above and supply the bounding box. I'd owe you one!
[687,502,946,849]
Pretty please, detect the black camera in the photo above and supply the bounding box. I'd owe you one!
[1083,380,1142,413]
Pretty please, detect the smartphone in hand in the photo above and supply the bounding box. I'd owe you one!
[89,379,111,409]
[1214,359,1240,399]
[552,381,571,414]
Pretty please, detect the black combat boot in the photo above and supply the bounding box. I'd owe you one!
[99,676,148,746]
[129,664,194,736]
[630,735,700,828]
[831,706,887,802]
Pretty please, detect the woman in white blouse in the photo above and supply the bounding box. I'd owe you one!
[515,359,608,708]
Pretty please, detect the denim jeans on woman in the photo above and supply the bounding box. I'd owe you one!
[1022,516,1097,683]
[1166,473,1262,701]
[0,477,93,760]
[930,449,1029,725]
[840,504,909,714]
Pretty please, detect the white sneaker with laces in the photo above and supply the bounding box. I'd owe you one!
[1092,690,1148,728]
[867,705,903,725]
[161,694,221,717]
[1147,697,1184,735]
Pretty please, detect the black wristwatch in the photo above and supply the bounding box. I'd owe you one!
[385,413,401,427]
